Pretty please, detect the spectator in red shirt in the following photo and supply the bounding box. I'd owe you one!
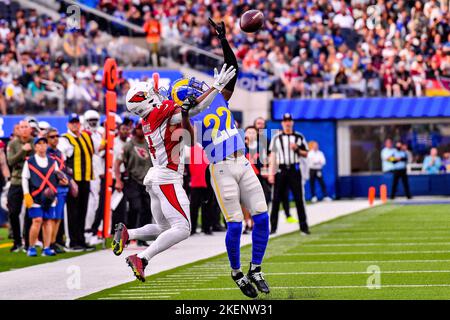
[143,11,161,66]
[189,145,214,235]
[383,65,396,97]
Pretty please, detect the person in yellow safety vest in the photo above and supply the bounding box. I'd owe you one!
[58,113,100,252]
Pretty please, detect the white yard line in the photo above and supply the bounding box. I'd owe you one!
[188,259,450,266]
[142,270,450,277]
[0,200,381,299]
[275,236,450,242]
[302,242,450,247]
[281,250,450,256]
[98,296,173,299]
[102,284,450,293]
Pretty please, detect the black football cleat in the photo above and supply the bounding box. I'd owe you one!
[231,271,258,298]
[112,223,129,256]
[247,264,270,294]
[126,254,148,282]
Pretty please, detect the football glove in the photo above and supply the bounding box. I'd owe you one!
[208,18,226,40]
[24,193,34,209]
[181,95,197,113]
[213,63,237,92]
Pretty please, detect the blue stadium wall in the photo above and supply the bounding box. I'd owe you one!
[272,96,450,199]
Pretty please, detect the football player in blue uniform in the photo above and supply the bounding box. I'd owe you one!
[175,19,270,298]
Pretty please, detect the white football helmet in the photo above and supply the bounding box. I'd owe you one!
[83,110,100,132]
[126,81,164,118]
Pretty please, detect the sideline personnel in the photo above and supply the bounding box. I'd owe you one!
[268,113,310,235]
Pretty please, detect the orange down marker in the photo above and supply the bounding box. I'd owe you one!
[368,186,376,206]
[380,184,387,203]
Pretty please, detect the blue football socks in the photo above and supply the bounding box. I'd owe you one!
[251,212,270,265]
[225,221,242,270]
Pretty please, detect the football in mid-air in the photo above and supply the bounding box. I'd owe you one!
[239,10,264,33]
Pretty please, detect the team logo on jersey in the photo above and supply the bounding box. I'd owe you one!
[134,146,149,159]
[143,124,151,133]
[128,91,147,103]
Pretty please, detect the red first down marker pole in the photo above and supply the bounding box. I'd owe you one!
[102,58,118,238]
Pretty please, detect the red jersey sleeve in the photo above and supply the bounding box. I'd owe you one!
[144,100,178,132]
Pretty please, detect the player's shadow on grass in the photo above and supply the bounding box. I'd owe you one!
[257,289,320,300]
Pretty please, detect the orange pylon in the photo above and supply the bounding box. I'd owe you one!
[380,184,387,203]
[368,186,376,205]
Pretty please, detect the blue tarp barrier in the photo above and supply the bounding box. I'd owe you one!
[272,96,450,120]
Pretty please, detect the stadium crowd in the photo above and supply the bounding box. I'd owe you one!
[1,0,449,115]
[89,0,450,98]
[0,5,143,115]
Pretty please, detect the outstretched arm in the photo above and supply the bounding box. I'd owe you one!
[180,96,195,145]
[209,18,238,101]
[170,64,236,124]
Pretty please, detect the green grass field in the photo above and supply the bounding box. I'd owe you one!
[0,227,109,273]
[82,204,450,300]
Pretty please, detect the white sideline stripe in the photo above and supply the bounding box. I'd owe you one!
[104,284,450,293]
[281,250,450,256]
[303,242,450,247]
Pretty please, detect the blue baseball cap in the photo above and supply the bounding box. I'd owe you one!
[34,136,48,145]
[68,113,80,123]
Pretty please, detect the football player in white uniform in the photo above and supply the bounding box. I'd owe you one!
[111,64,236,282]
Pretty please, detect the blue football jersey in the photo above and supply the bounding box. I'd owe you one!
[190,93,245,163]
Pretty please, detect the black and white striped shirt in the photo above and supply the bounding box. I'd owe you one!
[269,131,309,166]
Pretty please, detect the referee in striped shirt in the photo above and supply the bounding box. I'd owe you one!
[268,113,310,235]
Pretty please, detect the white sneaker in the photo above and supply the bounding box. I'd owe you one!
[311,196,318,203]
[323,197,332,202]
[35,240,43,248]
[84,233,92,244]
[88,235,103,246]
